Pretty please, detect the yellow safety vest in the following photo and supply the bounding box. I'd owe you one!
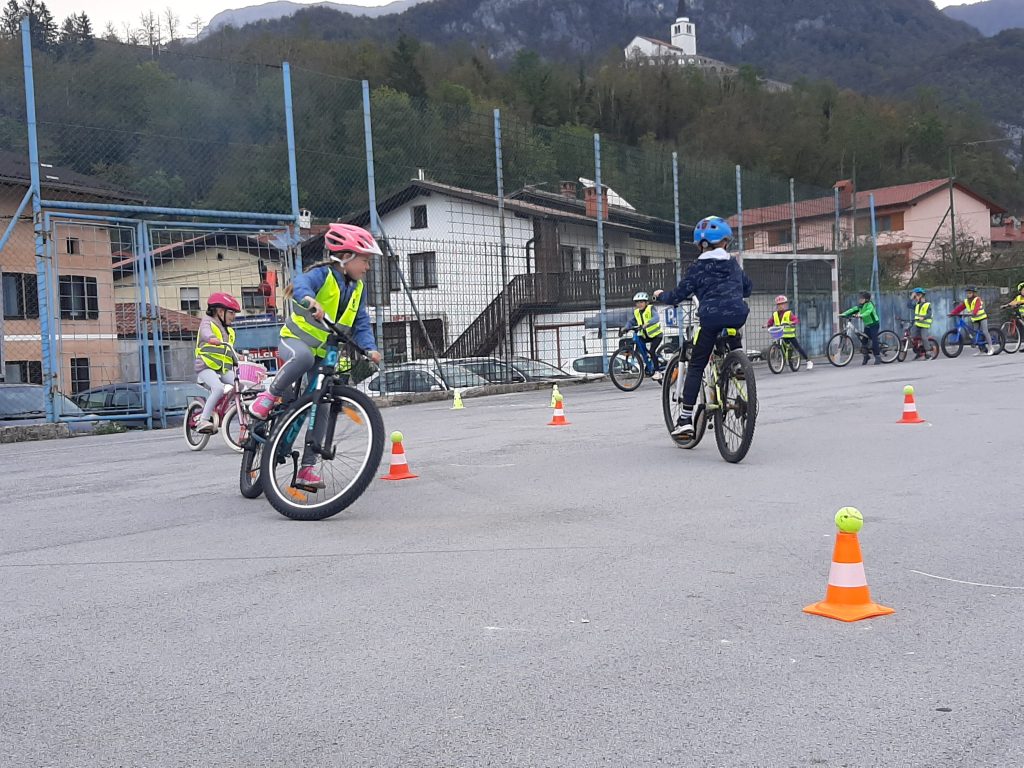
[195,321,236,373]
[965,296,987,322]
[633,306,662,339]
[281,270,364,360]
[772,310,797,339]
[913,301,932,329]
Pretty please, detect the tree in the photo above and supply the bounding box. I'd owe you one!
[102,20,119,42]
[20,0,58,50]
[163,7,178,41]
[139,9,161,52]
[59,13,76,44]
[387,34,427,100]
[1,0,21,39]
[75,11,92,49]
[122,21,140,45]
[189,14,202,39]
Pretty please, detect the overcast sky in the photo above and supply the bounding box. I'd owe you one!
[43,0,984,36]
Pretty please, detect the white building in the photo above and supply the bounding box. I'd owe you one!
[332,178,684,367]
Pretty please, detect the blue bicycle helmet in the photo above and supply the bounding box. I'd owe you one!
[693,216,733,246]
[912,287,926,294]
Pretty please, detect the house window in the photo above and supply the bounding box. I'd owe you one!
[411,205,428,230]
[70,358,90,394]
[640,256,650,266]
[409,251,437,289]
[58,275,99,320]
[388,255,401,291]
[614,252,626,268]
[241,287,267,313]
[3,272,39,320]
[768,228,793,247]
[5,360,42,384]
[560,245,575,272]
[382,321,408,362]
[65,237,80,255]
[855,212,905,236]
[179,286,201,313]
[579,247,590,271]
[411,318,445,360]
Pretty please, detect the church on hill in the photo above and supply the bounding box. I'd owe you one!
[623,1,790,93]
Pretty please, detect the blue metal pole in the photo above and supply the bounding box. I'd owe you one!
[47,211,275,232]
[495,108,512,374]
[135,223,154,430]
[595,133,608,374]
[0,188,32,252]
[735,165,744,268]
[282,61,302,275]
[869,193,880,304]
[22,19,55,421]
[362,79,384,371]
[141,224,168,427]
[672,151,684,349]
[38,199,294,222]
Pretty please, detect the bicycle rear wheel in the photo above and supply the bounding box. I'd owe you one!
[183,401,210,451]
[878,331,900,363]
[261,387,384,521]
[786,343,801,372]
[827,333,855,367]
[661,353,708,449]
[239,435,265,499]
[220,403,247,454]
[1000,321,1021,354]
[925,338,940,360]
[609,348,644,391]
[988,328,1005,355]
[766,343,784,374]
[714,351,757,464]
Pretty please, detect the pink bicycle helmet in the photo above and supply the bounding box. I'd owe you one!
[208,292,241,312]
[775,295,788,304]
[324,223,383,263]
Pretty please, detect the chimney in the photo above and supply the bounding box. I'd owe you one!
[584,185,608,219]
[834,179,853,211]
[560,180,578,200]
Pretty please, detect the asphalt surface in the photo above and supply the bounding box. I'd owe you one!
[1,354,1022,767]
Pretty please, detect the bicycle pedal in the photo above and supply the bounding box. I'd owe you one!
[291,483,319,494]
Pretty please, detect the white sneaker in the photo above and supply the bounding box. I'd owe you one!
[806,360,814,371]
[987,348,996,356]
[652,371,663,382]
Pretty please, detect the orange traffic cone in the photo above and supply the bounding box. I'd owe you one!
[548,394,570,426]
[804,508,894,622]
[897,384,925,424]
[381,431,418,481]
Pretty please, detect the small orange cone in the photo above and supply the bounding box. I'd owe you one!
[897,384,925,424]
[381,431,418,481]
[548,394,570,426]
[804,507,894,622]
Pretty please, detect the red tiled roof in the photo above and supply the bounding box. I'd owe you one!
[116,303,201,339]
[733,179,1006,227]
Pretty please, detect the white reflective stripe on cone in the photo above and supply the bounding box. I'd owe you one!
[827,561,868,588]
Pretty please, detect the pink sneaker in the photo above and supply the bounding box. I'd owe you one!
[295,466,324,489]
[249,392,281,420]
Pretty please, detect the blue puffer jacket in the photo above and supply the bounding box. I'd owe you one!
[657,248,753,328]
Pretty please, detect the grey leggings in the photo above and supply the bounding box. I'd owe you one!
[975,319,993,350]
[197,368,234,421]
[269,338,317,398]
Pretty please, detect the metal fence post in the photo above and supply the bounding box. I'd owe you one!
[495,108,512,378]
[869,193,880,305]
[790,178,799,317]
[834,186,842,289]
[21,19,55,421]
[735,165,744,268]
[672,151,684,348]
[141,225,168,427]
[362,79,387,393]
[135,222,154,430]
[282,61,302,275]
[595,133,608,373]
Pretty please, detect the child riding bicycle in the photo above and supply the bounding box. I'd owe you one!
[840,292,882,365]
[764,294,811,370]
[908,287,933,360]
[654,215,752,438]
[249,223,383,488]
[950,285,995,356]
[194,292,241,434]
[623,291,664,381]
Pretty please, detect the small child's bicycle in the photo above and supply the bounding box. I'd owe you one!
[661,329,757,464]
[826,317,899,366]
[184,349,267,454]
[998,305,1024,354]
[765,325,802,374]
[609,330,673,392]
[894,318,939,362]
[941,313,1004,358]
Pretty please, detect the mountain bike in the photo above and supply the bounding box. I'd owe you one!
[826,317,899,366]
[246,309,385,520]
[184,348,266,454]
[998,305,1024,354]
[765,325,802,374]
[609,330,673,391]
[661,328,757,464]
[941,313,1004,358]
[894,318,939,362]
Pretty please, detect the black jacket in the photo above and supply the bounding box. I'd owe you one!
[658,248,753,327]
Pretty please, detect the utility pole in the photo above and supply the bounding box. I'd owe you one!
[947,146,958,267]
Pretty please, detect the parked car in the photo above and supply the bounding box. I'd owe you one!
[0,384,98,434]
[71,381,208,427]
[562,353,623,379]
[356,362,490,397]
[455,356,574,383]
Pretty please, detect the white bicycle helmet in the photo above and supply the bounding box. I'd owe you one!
[633,292,650,302]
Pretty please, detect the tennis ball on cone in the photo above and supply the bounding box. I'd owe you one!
[835,507,864,533]
[390,431,404,444]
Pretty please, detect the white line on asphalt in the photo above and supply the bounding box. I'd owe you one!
[910,569,1024,590]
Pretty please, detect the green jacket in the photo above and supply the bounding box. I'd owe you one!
[842,301,880,327]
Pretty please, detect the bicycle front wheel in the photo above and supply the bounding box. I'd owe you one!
[942,330,963,358]
[239,436,265,499]
[183,401,210,451]
[767,342,785,374]
[220,403,247,454]
[714,351,757,464]
[897,339,909,363]
[261,387,384,521]
[786,343,802,372]
[609,348,644,392]
[1000,322,1021,354]
[661,353,708,449]
[827,333,855,367]
[878,331,900,363]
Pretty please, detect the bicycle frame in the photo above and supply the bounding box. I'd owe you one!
[625,331,658,375]
[950,315,988,348]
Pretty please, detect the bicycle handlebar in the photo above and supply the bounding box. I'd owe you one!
[293,299,372,359]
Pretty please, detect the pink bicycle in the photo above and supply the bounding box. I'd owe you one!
[184,353,268,454]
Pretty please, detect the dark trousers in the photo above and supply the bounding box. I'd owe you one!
[861,324,880,359]
[683,326,741,408]
[644,336,662,371]
[786,337,808,360]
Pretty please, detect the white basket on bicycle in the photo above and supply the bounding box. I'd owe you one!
[237,361,269,392]
[768,326,785,342]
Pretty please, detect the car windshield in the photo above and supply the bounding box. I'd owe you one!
[512,359,571,379]
[0,386,83,418]
[435,364,489,388]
